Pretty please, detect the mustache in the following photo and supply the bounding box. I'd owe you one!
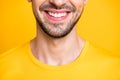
[39,4,76,12]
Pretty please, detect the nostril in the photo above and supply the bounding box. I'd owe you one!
[49,0,66,8]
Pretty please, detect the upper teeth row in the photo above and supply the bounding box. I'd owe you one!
[48,12,67,18]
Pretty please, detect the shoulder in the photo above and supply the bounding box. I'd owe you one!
[85,41,120,68]
[81,41,120,79]
[86,41,109,55]
[0,42,31,78]
[0,41,30,61]
[86,41,119,58]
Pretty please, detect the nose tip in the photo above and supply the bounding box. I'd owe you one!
[49,0,67,8]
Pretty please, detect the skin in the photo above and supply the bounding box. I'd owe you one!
[28,0,87,66]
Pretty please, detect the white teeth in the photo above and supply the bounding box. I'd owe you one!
[48,12,67,18]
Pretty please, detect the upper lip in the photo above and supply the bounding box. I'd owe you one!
[44,9,71,13]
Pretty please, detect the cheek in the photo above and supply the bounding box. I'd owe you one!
[32,0,46,10]
[32,0,45,17]
[70,0,84,9]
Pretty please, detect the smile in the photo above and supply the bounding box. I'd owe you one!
[44,10,70,21]
[48,12,67,18]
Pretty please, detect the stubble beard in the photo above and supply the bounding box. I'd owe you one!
[34,5,84,38]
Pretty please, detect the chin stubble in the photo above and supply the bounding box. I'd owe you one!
[33,4,84,38]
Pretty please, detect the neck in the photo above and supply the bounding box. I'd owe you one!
[30,25,85,66]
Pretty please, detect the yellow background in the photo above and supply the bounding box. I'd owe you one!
[0,0,120,55]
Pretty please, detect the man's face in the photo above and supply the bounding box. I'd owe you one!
[30,0,87,38]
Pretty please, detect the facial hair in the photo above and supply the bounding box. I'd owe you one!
[34,4,83,38]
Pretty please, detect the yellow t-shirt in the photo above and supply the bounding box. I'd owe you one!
[0,41,120,80]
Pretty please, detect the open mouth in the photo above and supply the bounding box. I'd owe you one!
[48,12,67,18]
[44,10,70,21]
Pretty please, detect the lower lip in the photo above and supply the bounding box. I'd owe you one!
[44,12,69,22]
